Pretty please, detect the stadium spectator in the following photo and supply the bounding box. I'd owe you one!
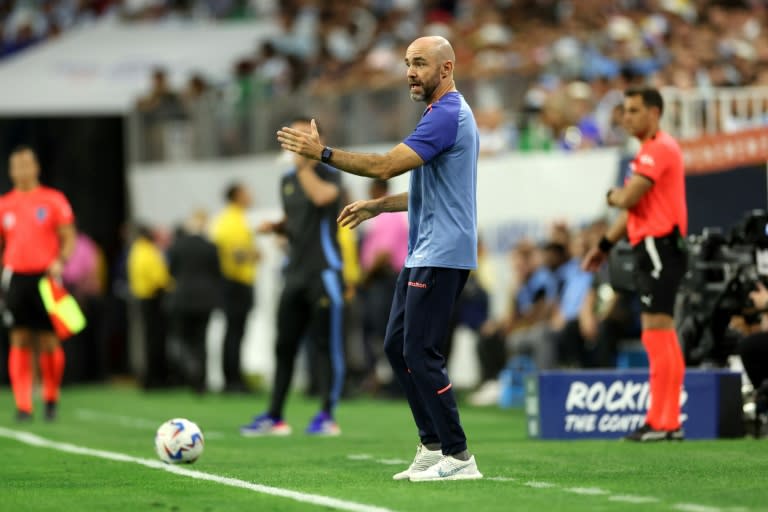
[166,209,222,394]
[210,182,260,394]
[63,231,104,301]
[127,223,171,389]
[0,145,76,421]
[240,117,345,437]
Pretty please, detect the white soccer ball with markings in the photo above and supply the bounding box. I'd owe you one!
[155,418,205,464]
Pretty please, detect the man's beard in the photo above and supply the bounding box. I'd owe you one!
[409,74,440,102]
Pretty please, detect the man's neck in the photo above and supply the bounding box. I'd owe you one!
[426,80,457,105]
[640,125,660,143]
[15,183,38,192]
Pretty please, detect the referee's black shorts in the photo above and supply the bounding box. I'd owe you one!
[2,269,53,331]
[632,227,687,316]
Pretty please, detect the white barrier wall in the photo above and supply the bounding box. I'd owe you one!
[129,148,619,388]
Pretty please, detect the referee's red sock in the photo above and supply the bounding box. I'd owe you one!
[40,347,65,404]
[641,329,670,430]
[659,330,685,431]
[9,346,33,413]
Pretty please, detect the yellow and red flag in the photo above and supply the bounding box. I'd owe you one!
[38,277,87,340]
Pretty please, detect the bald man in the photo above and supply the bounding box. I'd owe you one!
[277,36,482,481]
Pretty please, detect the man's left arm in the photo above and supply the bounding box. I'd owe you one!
[49,223,76,278]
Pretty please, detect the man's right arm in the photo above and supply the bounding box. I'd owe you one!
[604,210,628,244]
[582,211,628,272]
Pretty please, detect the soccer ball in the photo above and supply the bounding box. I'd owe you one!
[154,418,205,464]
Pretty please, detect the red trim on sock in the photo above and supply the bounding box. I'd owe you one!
[437,383,452,395]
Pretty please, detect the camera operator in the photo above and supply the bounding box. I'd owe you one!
[741,283,768,403]
[583,87,688,442]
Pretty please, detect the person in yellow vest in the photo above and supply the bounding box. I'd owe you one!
[127,224,171,389]
[337,220,362,297]
[210,183,260,393]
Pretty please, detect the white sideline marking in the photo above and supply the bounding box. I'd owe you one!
[75,409,226,439]
[0,427,395,512]
[347,454,373,461]
[486,477,517,482]
[564,487,610,496]
[609,495,660,504]
[376,459,409,465]
[524,481,557,489]
[673,505,723,512]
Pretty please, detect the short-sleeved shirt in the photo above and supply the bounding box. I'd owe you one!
[210,204,257,286]
[515,267,558,315]
[554,258,594,322]
[280,163,342,281]
[626,130,687,246]
[402,91,479,270]
[0,186,74,273]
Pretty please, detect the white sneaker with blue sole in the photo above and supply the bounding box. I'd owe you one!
[409,455,483,482]
[392,444,443,480]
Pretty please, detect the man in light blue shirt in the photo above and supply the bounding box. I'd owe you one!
[277,35,482,482]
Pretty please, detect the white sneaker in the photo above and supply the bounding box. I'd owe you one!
[392,444,443,480]
[409,455,483,482]
[468,380,501,406]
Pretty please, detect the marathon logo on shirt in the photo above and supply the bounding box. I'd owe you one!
[407,281,428,289]
[562,380,687,433]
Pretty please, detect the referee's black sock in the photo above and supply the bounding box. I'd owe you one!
[424,442,441,451]
[452,450,471,461]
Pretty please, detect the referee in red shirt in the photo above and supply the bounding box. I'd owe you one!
[0,146,76,421]
[583,87,688,441]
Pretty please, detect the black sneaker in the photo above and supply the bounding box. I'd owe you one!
[666,428,685,441]
[16,410,32,423]
[622,424,668,442]
[44,401,57,422]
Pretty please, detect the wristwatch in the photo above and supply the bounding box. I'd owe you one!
[321,146,333,163]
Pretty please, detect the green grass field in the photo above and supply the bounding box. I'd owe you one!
[1,385,766,512]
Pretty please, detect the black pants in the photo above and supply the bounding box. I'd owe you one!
[172,310,211,391]
[476,330,506,383]
[268,270,344,418]
[140,295,167,388]
[383,266,469,456]
[740,332,768,389]
[222,280,253,389]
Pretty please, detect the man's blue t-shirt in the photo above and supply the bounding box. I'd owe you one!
[402,91,479,270]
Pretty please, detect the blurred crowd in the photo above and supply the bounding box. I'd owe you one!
[5,2,766,157]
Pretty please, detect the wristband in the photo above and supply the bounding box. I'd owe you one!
[598,236,614,253]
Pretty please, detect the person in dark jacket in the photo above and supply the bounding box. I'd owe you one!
[167,210,222,393]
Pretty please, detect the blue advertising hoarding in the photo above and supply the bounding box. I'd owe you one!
[526,369,743,440]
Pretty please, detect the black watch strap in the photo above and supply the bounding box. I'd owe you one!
[321,146,333,163]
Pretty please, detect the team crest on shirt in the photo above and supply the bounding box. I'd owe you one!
[36,206,49,222]
[283,182,295,196]
[3,212,15,229]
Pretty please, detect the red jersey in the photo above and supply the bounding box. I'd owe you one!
[626,131,687,246]
[0,186,74,273]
